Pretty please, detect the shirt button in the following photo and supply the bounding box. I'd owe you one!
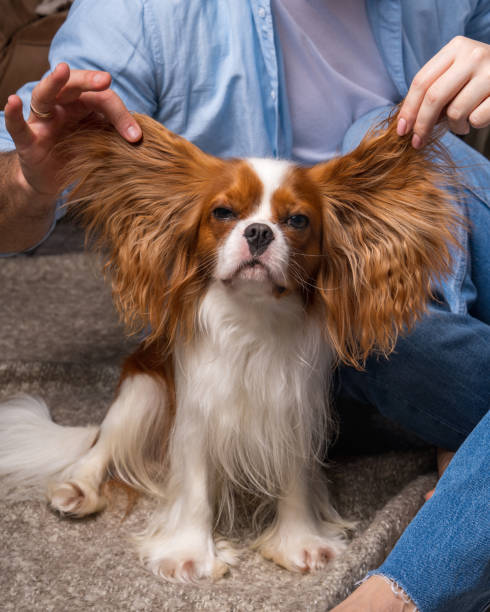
[258,7,266,18]
[270,90,276,101]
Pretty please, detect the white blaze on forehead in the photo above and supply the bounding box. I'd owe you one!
[215,158,293,285]
[246,158,293,221]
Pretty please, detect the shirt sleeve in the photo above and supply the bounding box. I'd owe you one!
[0,0,164,151]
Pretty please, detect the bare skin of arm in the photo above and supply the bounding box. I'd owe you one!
[0,151,55,252]
[0,62,142,253]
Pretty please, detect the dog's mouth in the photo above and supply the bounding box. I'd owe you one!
[221,259,287,294]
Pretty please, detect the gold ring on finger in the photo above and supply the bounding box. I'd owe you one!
[30,102,55,120]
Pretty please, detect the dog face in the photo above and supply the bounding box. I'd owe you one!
[197,158,323,300]
[59,111,460,366]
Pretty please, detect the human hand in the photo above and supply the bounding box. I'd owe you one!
[4,62,142,200]
[397,36,490,148]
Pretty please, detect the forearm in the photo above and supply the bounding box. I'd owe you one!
[0,151,57,254]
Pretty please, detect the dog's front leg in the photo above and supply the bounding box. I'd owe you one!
[255,467,348,572]
[137,420,235,582]
[48,372,168,517]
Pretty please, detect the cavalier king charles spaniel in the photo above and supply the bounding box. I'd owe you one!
[0,111,459,582]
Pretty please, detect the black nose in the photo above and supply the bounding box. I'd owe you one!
[243,223,274,256]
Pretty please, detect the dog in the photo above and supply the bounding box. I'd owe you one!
[0,111,459,582]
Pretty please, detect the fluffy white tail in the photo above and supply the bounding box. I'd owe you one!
[0,394,99,501]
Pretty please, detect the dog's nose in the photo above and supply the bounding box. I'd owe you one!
[243,223,274,256]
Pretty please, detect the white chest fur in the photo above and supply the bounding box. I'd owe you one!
[173,282,333,495]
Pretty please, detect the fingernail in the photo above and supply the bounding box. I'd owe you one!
[412,134,422,149]
[53,63,66,76]
[6,95,17,109]
[127,125,142,141]
[397,117,407,136]
[93,73,106,86]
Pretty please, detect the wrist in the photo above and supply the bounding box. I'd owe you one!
[12,155,58,212]
[0,151,57,253]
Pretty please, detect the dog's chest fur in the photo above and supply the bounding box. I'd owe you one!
[173,282,333,492]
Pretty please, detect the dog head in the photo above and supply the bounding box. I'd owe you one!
[59,111,461,366]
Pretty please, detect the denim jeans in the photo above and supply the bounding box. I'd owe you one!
[337,107,490,612]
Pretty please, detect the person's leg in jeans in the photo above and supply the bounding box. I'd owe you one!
[371,410,490,612]
[335,107,490,611]
[331,411,490,612]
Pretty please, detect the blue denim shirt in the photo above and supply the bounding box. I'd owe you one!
[0,0,489,160]
[0,0,489,256]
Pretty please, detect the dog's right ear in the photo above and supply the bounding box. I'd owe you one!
[57,113,225,347]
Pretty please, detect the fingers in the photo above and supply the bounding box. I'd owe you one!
[54,69,112,104]
[79,90,142,141]
[30,63,71,119]
[447,78,490,133]
[29,63,112,118]
[469,96,490,129]
[398,36,490,148]
[424,448,455,502]
[436,448,455,478]
[408,62,472,144]
[4,95,35,150]
[398,47,454,136]
[446,78,490,134]
[8,62,142,147]
[33,63,141,142]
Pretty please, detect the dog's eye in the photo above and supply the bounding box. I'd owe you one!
[212,207,236,221]
[287,214,309,230]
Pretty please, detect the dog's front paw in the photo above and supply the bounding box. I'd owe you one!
[139,533,237,583]
[256,524,347,572]
[150,553,229,583]
[47,480,106,517]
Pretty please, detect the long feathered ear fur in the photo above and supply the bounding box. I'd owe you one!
[308,110,463,368]
[57,113,225,350]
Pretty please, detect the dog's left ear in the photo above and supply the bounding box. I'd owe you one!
[308,111,462,367]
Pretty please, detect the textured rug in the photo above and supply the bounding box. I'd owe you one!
[0,224,437,611]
